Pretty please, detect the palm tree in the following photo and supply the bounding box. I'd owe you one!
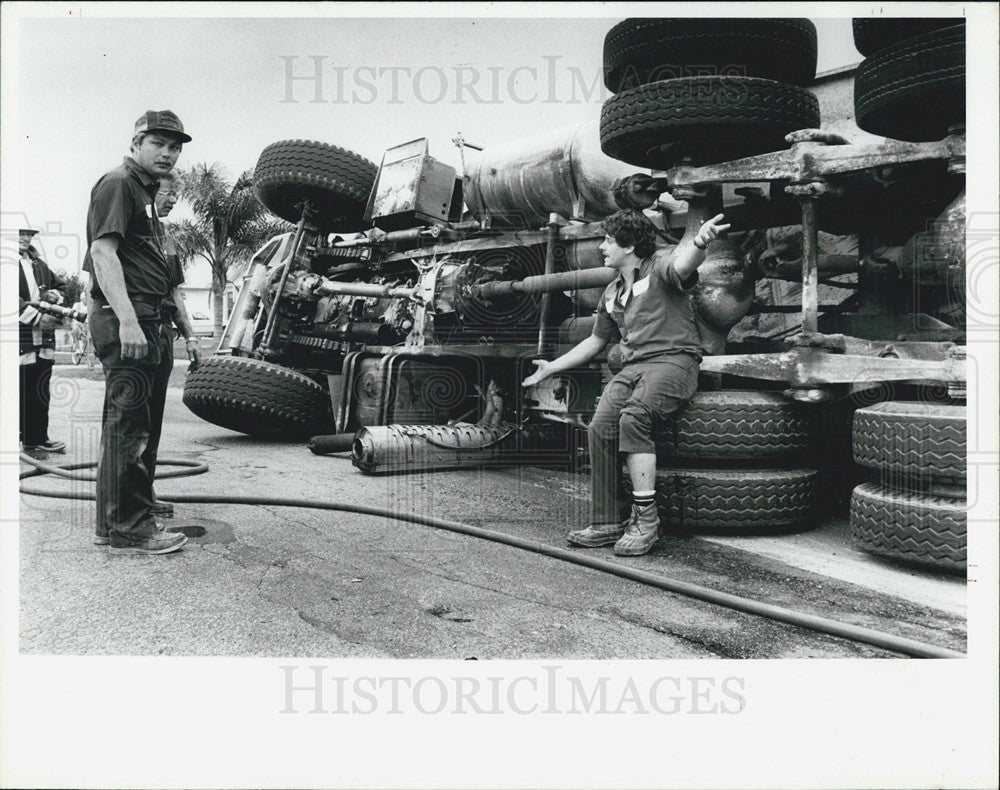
[169,163,290,338]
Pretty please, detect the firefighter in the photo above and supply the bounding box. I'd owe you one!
[85,110,193,555]
[18,228,68,458]
[522,208,729,556]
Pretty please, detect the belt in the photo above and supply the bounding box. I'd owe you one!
[93,295,176,319]
[130,294,171,309]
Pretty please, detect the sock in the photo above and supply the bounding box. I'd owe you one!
[633,490,655,509]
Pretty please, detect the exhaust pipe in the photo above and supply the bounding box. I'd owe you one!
[309,432,356,455]
[352,422,575,475]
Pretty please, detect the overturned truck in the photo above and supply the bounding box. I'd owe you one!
[184,18,968,573]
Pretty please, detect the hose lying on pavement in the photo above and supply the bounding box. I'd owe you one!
[19,454,963,660]
[19,454,208,481]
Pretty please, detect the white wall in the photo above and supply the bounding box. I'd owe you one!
[178,256,239,320]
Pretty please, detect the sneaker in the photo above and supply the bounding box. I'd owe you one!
[39,439,66,454]
[21,445,48,460]
[96,520,168,546]
[613,502,661,556]
[150,500,175,518]
[108,531,187,556]
[567,516,632,548]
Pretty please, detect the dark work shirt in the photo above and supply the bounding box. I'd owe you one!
[85,156,171,300]
[159,230,185,314]
[593,248,703,364]
[162,232,184,289]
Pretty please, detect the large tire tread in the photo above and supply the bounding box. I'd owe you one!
[654,467,817,532]
[657,390,816,459]
[850,482,966,573]
[254,139,377,230]
[851,18,964,57]
[854,25,965,142]
[604,18,817,91]
[183,355,333,439]
[600,77,820,168]
[853,401,966,485]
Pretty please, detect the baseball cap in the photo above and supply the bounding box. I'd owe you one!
[134,110,192,143]
[19,228,40,237]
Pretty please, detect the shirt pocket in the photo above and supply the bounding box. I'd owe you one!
[130,201,161,246]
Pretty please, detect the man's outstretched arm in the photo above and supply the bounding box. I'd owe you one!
[666,213,731,283]
[522,333,609,388]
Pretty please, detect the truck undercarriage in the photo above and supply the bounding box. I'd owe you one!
[183,17,968,575]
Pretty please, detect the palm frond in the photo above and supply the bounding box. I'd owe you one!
[164,219,213,269]
[173,162,291,290]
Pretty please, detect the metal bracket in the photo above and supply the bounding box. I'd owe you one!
[404,256,449,350]
[786,332,846,353]
[700,342,966,389]
[665,128,965,188]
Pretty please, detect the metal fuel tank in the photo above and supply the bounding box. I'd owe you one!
[463,118,645,228]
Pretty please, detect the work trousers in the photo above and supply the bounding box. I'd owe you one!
[90,303,173,546]
[588,355,699,524]
[19,357,54,446]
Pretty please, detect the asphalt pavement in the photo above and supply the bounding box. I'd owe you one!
[17,361,967,658]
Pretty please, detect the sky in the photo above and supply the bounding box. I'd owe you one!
[2,5,882,277]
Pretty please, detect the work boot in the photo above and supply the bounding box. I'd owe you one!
[99,522,172,549]
[567,515,631,548]
[613,502,661,556]
[150,500,175,518]
[108,530,187,556]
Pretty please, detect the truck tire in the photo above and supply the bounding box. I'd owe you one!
[854,25,965,142]
[654,467,817,532]
[853,401,966,485]
[656,391,816,460]
[254,139,377,230]
[851,18,964,57]
[600,77,820,168]
[850,482,966,574]
[604,18,817,92]
[183,355,333,439]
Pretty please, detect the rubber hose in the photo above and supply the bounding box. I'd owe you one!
[308,433,356,455]
[18,457,962,659]
[19,454,208,481]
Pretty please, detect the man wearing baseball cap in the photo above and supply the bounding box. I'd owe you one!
[84,110,192,556]
[18,228,68,458]
[133,110,192,144]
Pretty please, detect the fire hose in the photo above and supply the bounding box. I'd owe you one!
[27,300,87,322]
[19,453,963,659]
